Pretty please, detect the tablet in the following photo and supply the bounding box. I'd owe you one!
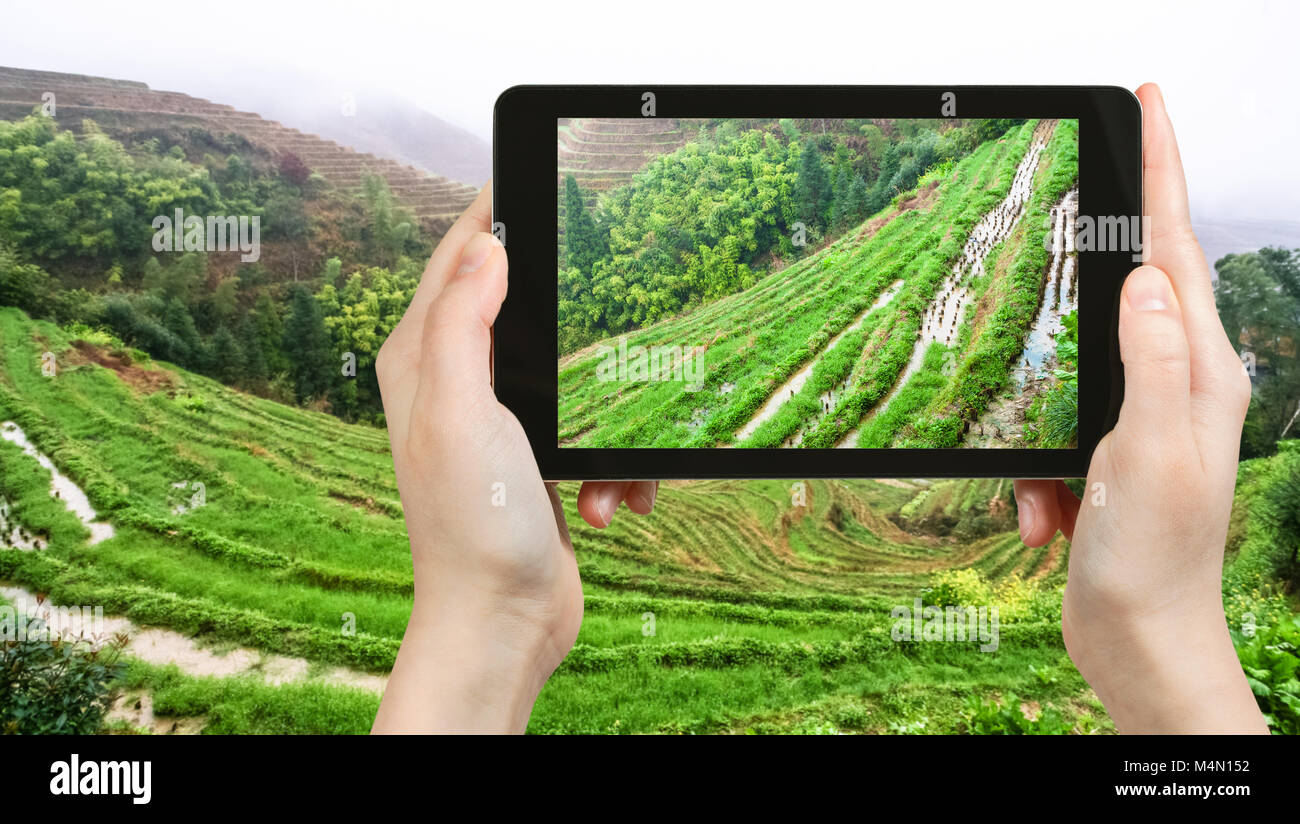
[492,86,1141,479]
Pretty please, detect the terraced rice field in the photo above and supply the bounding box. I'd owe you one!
[0,66,478,233]
[0,306,1101,733]
[558,119,1079,449]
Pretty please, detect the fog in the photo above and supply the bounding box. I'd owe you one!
[1,0,1296,221]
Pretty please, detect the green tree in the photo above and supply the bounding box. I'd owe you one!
[564,174,607,273]
[1216,246,1300,456]
[794,138,832,229]
[282,285,335,402]
[0,243,52,313]
[209,324,245,384]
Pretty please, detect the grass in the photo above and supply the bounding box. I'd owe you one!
[558,119,1080,450]
[0,308,1104,732]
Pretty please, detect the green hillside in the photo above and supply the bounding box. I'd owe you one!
[2,306,1297,733]
[0,306,1110,733]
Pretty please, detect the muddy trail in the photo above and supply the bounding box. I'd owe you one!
[964,187,1078,447]
[0,420,388,733]
[0,584,387,733]
[836,121,1057,448]
[1,420,114,544]
[732,279,905,443]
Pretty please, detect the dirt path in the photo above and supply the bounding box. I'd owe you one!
[1,421,115,544]
[734,280,904,443]
[963,186,1078,446]
[0,583,388,734]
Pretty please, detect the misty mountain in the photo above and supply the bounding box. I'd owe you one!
[1192,217,1300,278]
[215,83,490,187]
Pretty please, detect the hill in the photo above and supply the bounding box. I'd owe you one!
[0,66,478,234]
[0,305,1100,734]
[2,306,1296,733]
[216,80,490,186]
[559,119,1080,449]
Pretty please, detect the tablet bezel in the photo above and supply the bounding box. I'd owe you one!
[492,85,1140,479]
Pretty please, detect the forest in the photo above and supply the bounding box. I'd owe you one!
[560,117,1024,354]
[0,113,433,423]
[559,118,1082,449]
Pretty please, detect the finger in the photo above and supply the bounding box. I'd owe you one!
[1136,83,1199,275]
[406,183,495,330]
[411,232,507,419]
[377,186,495,444]
[546,483,574,549]
[1138,85,1237,389]
[1052,480,1081,542]
[577,482,632,528]
[1014,479,1063,547]
[1115,265,1193,447]
[624,481,659,515]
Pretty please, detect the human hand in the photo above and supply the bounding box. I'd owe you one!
[1013,84,1267,733]
[370,184,657,733]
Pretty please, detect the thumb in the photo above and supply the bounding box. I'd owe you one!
[416,231,507,411]
[1114,264,1192,446]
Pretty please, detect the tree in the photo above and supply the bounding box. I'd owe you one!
[564,174,606,273]
[0,243,52,313]
[282,285,335,403]
[1216,246,1300,456]
[830,166,852,230]
[794,138,832,229]
[209,325,245,384]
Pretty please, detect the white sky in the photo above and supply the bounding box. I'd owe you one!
[1,0,1296,220]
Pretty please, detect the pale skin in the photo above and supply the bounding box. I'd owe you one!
[371,84,1267,734]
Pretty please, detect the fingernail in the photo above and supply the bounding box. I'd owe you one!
[457,233,498,276]
[1018,498,1037,543]
[630,483,657,512]
[597,486,621,527]
[1126,265,1172,312]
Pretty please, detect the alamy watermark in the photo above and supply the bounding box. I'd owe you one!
[151,208,260,262]
[1045,212,1150,263]
[0,594,106,642]
[890,597,999,652]
[596,337,705,391]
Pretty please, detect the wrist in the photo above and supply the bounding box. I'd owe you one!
[1063,599,1267,734]
[373,593,560,734]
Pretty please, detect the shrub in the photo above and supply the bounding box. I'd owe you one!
[1,631,127,734]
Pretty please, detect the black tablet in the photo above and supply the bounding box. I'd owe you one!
[492,86,1141,479]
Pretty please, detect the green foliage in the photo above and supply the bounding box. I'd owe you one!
[962,693,1073,734]
[1216,246,1300,457]
[0,114,436,422]
[1233,615,1300,734]
[1,630,127,735]
[0,243,53,314]
[282,285,335,403]
[564,174,607,273]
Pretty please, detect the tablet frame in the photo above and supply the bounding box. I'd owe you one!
[492,85,1140,479]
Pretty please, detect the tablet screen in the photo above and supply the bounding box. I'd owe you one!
[557,116,1079,449]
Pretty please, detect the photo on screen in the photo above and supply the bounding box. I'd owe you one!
[557,117,1079,449]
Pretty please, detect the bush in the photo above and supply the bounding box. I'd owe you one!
[1233,615,1300,735]
[962,693,1074,734]
[1,631,127,734]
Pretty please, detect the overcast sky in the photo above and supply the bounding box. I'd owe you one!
[1,0,1295,220]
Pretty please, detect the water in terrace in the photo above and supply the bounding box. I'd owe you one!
[732,279,905,444]
[782,280,906,447]
[0,420,115,545]
[1010,188,1078,390]
[964,187,1078,446]
[835,129,1052,448]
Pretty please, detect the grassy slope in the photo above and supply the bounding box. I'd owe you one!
[0,306,1108,732]
[558,121,1078,449]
